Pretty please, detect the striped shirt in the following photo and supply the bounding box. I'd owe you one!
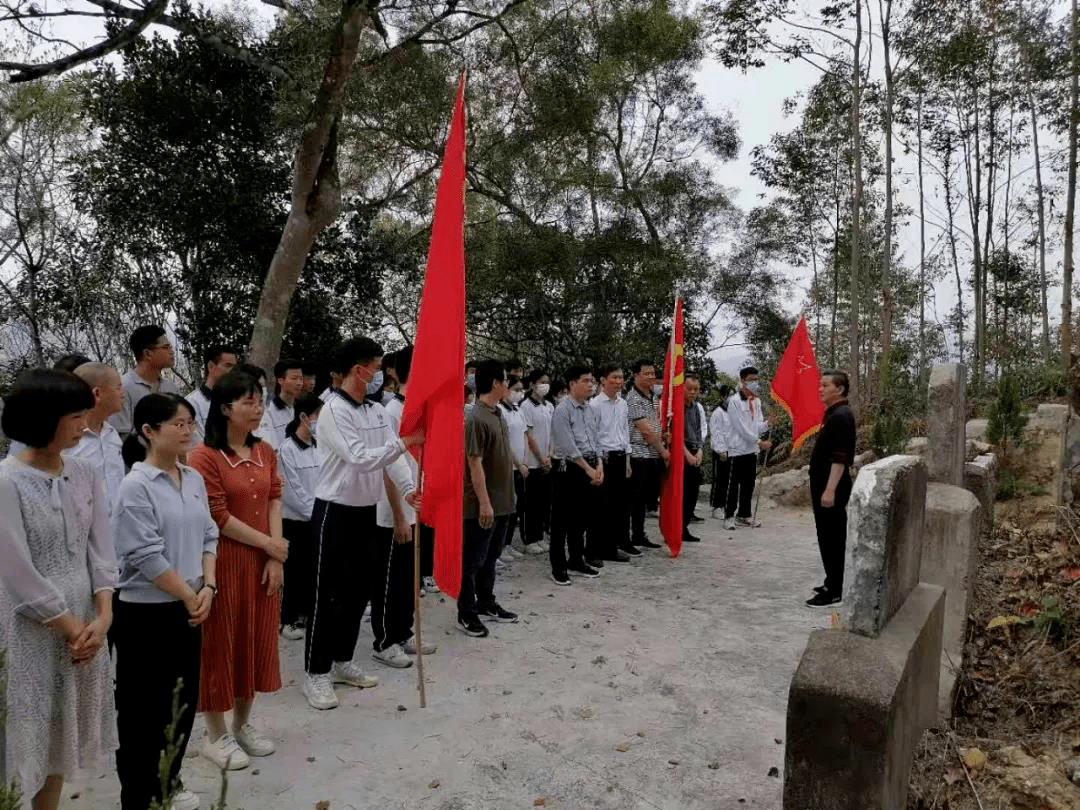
[626,386,660,459]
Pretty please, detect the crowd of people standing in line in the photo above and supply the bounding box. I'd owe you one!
[0,322,855,810]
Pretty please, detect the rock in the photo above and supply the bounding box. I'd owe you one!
[904,438,928,456]
[758,467,810,507]
[966,418,989,442]
[1068,757,1080,785]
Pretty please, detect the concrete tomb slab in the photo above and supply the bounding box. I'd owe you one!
[926,362,966,486]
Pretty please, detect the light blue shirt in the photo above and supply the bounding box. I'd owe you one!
[113,461,219,603]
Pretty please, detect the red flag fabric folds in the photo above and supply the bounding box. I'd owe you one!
[658,298,685,557]
[771,315,824,452]
[398,74,467,599]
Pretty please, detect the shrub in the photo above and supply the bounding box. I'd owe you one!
[986,375,1027,455]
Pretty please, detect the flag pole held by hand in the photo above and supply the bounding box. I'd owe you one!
[413,450,427,708]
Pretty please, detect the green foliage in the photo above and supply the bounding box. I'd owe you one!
[1033,595,1071,641]
[995,468,1048,500]
[985,375,1027,450]
[870,406,908,457]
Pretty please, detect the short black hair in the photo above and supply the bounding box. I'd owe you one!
[332,337,383,376]
[507,358,524,371]
[395,345,414,384]
[204,344,238,366]
[685,372,700,383]
[122,393,196,467]
[130,325,167,363]
[525,368,548,386]
[285,392,324,438]
[739,366,759,380]
[507,374,522,389]
[274,358,303,379]
[474,359,506,395]
[52,353,92,373]
[597,363,624,379]
[2,368,95,448]
[631,359,655,374]
[382,351,397,373]
[204,368,264,453]
[565,364,593,384]
[718,384,732,398]
[822,369,850,396]
[237,362,267,384]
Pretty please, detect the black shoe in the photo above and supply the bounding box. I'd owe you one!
[635,537,662,549]
[805,591,842,608]
[569,563,600,578]
[480,603,519,623]
[812,585,828,596]
[586,558,605,569]
[606,550,632,562]
[550,570,571,586]
[457,614,489,636]
[682,532,701,542]
[619,544,642,557]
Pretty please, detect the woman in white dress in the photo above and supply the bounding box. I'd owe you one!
[0,368,117,810]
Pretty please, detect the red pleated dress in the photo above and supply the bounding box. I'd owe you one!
[187,441,283,712]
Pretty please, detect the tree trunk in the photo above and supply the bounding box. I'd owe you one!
[943,135,965,364]
[1064,0,1078,376]
[917,89,926,383]
[1031,88,1051,362]
[247,0,374,374]
[878,0,895,402]
[848,0,863,414]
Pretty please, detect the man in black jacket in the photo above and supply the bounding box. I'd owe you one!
[806,370,857,608]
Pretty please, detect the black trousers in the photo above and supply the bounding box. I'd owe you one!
[599,450,630,555]
[114,599,201,810]
[630,457,663,542]
[505,469,527,547]
[419,523,434,579]
[459,515,508,617]
[281,517,314,627]
[305,500,376,675]
[682,459,702,532]
[550,463,601,572]
[523,466,553,545]
[371,525,415,652]
[727,453,758,518]
[811,471,853,595]
[710,454,733,510]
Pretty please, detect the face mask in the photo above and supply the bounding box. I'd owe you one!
[366,370,384,396]
[466,373,476,390]
[652,383,663,398]
[308,419,318,438]
[510,390,525,405]
[556,393,567,403]
[747,381,761,394]
[535,383,550,397]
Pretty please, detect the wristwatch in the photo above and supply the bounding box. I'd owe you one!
[204,583,218,595]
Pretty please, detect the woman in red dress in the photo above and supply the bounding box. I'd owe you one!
[187,367,288,771]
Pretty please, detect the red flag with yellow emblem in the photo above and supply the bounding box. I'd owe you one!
[771,315,824,452]
[658,298,684,557]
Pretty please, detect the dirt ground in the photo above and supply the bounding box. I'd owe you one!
[66,504,833,810]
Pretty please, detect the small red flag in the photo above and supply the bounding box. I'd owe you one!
[398,73,467,599]
[658,298,685,557]
[771,315,824,452]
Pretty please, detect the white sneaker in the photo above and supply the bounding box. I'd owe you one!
[510,539,527,554]
[498,550,516,565]
[523,543,545,555]
[234,722,275,757]
[422,575,440,593]
[506,546,525,560]
[280,623,304,641]
[539,540,551,552]
[403,635,437,655]
[372,643,413,668]
[331,660,379,688]
[302,673,339,711]
[495,557,507,570]
[169,789,200,810]
[723,518,737,530]
[200,733,250,771]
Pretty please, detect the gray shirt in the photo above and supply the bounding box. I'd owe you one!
[110,369,180,438]
[551,397,601,462]
[114,462,219,603]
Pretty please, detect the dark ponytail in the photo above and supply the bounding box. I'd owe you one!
[121,393,195,467]
[284,392,324,438]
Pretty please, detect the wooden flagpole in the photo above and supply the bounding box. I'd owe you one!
[412,447,427,708]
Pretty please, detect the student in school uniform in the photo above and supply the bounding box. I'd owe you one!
[186,345,238,446]
[113,393,219,810]
[276,393,323,642]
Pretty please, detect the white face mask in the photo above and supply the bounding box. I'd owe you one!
[746,380,761,394]
[652,383,663,398]
[535,383,550,398]
[509,390,525,405]
[366,370,384,396]
[308,419,318,438]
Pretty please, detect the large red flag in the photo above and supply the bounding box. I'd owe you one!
[398,74,467,599]
[771,315,824,452]
[658,298,685,557]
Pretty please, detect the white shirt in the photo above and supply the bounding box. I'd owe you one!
[255,396,293,451]
[376,395,418,528]
[315,388,415,508]
[7,422,124,517]
[726,393,769,457]
[499,402,529,466]
[186,386,213,445]
[520,396,554,467]
[589,392,631,454]
[709,403,731,454]
[278,434,320,521]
